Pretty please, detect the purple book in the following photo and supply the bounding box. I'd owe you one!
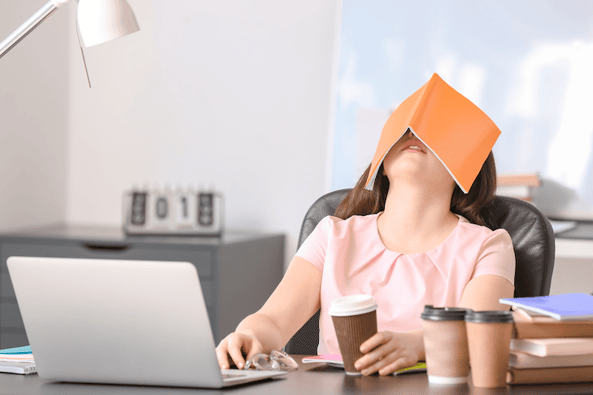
[499,293,593,321]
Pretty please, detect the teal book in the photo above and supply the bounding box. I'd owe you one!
[500,293,593,321]
[0,346,35,375]
[0,346,32,355]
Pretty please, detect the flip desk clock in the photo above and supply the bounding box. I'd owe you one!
[123,187,223,236]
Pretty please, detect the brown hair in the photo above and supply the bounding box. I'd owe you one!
[334,152,498,228]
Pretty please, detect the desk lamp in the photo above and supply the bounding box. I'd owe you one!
[0,0,139,83]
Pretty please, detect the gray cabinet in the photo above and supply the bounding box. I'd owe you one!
[0,225,284,349]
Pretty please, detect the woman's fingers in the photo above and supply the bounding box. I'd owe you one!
[355,331,418,375]
[360,331,388,354]
[227,335,248,369]
[216,333,259,370]
[360,347,416,376]
[244,338,264,362]
[360,349,398,375]
[378,357,409,376]
[215,340,232,369]
[355,332,395,370]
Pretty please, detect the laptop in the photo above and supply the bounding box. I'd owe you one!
[7,256,287,388]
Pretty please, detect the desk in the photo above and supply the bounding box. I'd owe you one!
[0,225,285,347]
[0,356,592,394]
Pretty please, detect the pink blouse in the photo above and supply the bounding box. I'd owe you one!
[295,213,515,355]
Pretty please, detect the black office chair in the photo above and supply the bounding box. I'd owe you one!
[284,188,556,355]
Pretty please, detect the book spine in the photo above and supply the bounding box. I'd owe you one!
[496,185,532,199]
[0,363,36,375]
[509,351,593,369]
[510,339,593,357]
[513,322,593,339]
[507,366,593,384]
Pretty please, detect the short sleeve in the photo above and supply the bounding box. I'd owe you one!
[470,229,516,285]
[294,216,334,272]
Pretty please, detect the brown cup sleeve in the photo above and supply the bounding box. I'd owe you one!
[331,310,377,374]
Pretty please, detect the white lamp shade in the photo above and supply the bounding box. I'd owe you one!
[77,0,140,47]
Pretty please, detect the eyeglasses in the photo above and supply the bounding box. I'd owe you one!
[244,350,298,372]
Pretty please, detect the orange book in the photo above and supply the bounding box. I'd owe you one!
[365,73,501,193]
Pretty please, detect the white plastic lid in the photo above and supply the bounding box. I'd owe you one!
[328,294,378,317]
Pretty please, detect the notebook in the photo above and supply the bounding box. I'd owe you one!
[0,345,34,359]
[301,354,427,375]
[7,256,287,388]
[0,345,36,375]
[0,361,36,375]
[499,293,593,321]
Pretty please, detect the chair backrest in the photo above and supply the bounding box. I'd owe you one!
[284,188,556,355]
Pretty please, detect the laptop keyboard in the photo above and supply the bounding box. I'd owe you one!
[222,372,247,379]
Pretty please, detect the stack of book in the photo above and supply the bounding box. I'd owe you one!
[500,293,593,385]
[496,173,541,202]
[0,345,36,375]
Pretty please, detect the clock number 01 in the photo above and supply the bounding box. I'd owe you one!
[155,196,169,219]
[144,194,213,224]
[179,196,189,219]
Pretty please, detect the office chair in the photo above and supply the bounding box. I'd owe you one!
[284,188,556,355]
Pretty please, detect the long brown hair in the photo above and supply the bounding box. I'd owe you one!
[334,152,498,227]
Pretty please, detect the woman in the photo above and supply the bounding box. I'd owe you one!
[216,127,515,375]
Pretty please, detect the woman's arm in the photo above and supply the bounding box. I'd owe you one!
[237,256,322,349]
[216,256,322,369]
[458,274,514,311]
[459,228,515,311]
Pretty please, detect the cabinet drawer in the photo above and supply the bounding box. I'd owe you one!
[1,272,12,299]
[201,281,212,306]
[0,302,24,329]
[0,331,28,349]
[0,279,212,328]
[0,242,212,278]
[2,272,212,306]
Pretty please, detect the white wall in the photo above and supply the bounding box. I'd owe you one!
[0,0,69,231]
[66,0,339,264]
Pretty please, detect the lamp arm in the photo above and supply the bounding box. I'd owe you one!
[0,0,71,60]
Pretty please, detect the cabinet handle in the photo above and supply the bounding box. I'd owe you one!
[82,243,130,252]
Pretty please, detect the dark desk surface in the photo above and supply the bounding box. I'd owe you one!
[1,356,593,395]
[0,224,279,247]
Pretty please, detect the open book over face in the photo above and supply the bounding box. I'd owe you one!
[365,73,501,193]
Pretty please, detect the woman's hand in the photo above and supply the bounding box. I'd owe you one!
[216,332,263,370]
[354,331,422,376]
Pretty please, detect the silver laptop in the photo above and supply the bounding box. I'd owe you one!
[7,256,287,388]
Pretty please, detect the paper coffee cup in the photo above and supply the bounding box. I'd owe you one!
[329,295,378,375]
[465,310,513,388]
[421,305,470,384]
